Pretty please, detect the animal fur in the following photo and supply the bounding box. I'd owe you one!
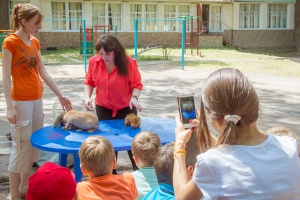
[124,113,141,128]
[54,110,99,133]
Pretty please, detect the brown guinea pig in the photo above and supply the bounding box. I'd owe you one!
[124,113,141,128]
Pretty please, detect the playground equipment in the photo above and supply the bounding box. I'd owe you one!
[80,26,94,55]
[94,24,110,43]
[179,16,203,56]
[135,43,171,60]
[80,24,117,56]
[43,18,88,72]
[134,18,186,70]
[0,30,12,59]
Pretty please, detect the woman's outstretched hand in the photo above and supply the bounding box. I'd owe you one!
[130,98,142,111]
[59,96,73,111]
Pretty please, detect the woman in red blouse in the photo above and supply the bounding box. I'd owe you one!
[84,34,143,172]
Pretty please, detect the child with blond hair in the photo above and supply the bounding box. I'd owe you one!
[131,131,162,200]
[265,126,300,156]
[77,136,138,200]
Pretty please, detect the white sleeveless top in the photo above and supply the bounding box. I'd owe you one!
[193,134,300,200]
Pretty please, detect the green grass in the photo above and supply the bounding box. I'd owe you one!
[38,47,300,79]
[41,48,86,64]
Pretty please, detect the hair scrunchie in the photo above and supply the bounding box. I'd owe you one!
[15,4,21,17]
[224,115,241,124]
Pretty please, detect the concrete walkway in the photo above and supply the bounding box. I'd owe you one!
[0,61,300,199]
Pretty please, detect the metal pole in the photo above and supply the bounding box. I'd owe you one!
[83,19,87,73]
[181,19,186,70]
[191,17,193,55]
[134,19,138,60]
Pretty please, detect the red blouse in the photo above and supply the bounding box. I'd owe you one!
[84,54,143,117]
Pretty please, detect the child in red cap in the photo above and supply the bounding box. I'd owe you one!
[77,136,138,200]
[26,162,77,200]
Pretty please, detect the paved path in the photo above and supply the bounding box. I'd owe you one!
[0,61,300,199]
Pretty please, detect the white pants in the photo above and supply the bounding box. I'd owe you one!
[8,99,44,173]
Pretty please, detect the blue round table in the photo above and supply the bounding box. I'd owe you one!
[31,117,175,182]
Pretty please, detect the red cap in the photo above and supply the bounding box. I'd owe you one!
[26,162,76,200]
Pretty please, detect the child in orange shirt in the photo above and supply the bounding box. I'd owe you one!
[77,136,138,200]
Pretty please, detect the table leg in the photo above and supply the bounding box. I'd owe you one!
[59,153,67,167]
[73,153,82,183]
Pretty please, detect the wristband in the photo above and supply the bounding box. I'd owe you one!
[173,149,186,159]
[174,149,186,155]
[131,95,138,100]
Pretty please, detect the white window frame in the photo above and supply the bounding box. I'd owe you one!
[267,4,287,29]
[51,2,82,32]
[92,2,122,31]
[164,4,190,32]
[210,4,222,32]
[239,3,260,29]
[130,3,157,32]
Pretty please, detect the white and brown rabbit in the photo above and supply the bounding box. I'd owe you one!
[54,110,99,133]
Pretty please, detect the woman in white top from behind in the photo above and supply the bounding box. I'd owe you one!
[173,68,300,200]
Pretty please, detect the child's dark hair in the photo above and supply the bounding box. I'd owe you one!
[95,34,129,76]
[197,68,259,151]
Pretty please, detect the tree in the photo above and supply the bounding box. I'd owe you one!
[296,0,300,50]
[0,0,10,30]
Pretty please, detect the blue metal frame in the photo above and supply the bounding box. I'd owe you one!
[42,18,87,72]
[134,18,186,70]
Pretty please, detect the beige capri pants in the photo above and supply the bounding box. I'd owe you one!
[8,99,44,173]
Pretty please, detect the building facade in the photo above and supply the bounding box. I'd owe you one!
[9,0,296,49]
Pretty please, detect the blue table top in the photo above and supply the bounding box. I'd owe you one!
[31,117,176,154]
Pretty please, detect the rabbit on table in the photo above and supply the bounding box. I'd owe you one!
[54,110,99,133]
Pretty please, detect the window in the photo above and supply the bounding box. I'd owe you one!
[92,3,121,31]
[164,5,176,31]
[178,5,190,31]
[210,5,222,32]
[267,4,287,29]
[164,5,190,32]
[130,4,142,31]
[9,0,29,22]
[239,4,260,29]
[69,3,82,30]
[145,4,157,31]
[52,2,82,31]
[130,4,157,31]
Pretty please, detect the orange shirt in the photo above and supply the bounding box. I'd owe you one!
[77,173,138,200]
[84,54,143,117]
[2,33,43,101]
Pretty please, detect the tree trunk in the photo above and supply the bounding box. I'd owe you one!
[0,0,10,30]
[295,0,300,51]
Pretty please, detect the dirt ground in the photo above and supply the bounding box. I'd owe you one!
[0,58,300,199]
